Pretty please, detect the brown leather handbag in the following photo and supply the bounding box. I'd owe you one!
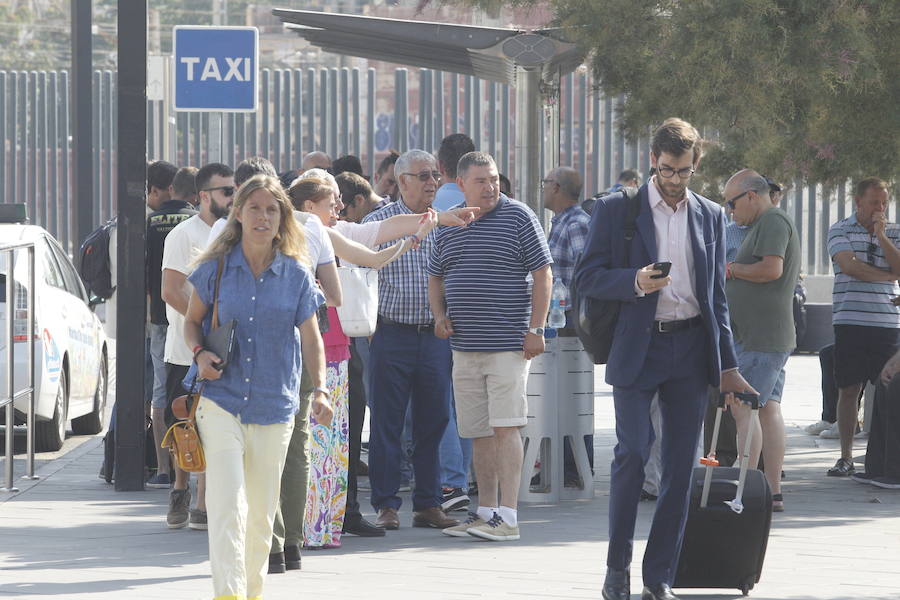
[162,382,206,473]
[161,256,231,473]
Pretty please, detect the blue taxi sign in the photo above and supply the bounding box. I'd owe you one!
[173,26,258,112]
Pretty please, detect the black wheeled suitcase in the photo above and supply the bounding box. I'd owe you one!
[675,393,772,596]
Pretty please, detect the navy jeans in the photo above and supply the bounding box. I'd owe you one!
[439,392,472,490]
[367,323,451,511]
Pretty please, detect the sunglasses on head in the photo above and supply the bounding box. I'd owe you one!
[203,185,235,197]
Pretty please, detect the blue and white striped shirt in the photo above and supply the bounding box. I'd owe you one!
[427,196,553,352]
[828,214,900,328]
[362,197,436,325]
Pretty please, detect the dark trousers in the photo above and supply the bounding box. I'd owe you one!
[344,339,368,520]
[864,377,900,479]
[607,326,709,587]
[368,323,451,511]
[819,344,838,423]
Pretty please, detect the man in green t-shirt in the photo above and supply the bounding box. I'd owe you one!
[724,169,801,512]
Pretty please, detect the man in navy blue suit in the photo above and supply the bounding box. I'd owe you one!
[574,118,755,600]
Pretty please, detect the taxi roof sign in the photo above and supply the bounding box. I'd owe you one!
[0,204,27,224]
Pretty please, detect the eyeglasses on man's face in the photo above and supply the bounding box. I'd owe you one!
[657,165,695,179]
[203,185,235,197]
[401,170,441,183]
[541,178,557,190]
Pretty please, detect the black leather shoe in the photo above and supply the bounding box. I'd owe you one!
[601,568,630,600]
[641,582,679,600]
[268,551,286,574]
[284,544,301,571]
[342,515,386,537]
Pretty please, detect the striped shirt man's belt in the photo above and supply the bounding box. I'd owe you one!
[377,315,435,333]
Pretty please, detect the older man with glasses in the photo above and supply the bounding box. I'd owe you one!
[361,149,460,532]
[825,177,900,477]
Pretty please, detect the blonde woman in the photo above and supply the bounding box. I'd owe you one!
[183,175,332,600]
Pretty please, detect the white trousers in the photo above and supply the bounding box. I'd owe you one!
[196,397,294,600]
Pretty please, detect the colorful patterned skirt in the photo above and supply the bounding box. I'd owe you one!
[303,358,349,548]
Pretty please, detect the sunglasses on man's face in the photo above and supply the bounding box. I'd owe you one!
[203,186,235,197]
[725,190,750,211]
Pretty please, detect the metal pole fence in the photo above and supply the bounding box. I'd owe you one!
[0,67,852,275]
[1,242,37,493]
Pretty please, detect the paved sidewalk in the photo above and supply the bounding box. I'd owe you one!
[1,355,898,599]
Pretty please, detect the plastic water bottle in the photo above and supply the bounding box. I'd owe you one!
[547,278,568,329]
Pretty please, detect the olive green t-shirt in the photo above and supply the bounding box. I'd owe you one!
[726,207,801,353]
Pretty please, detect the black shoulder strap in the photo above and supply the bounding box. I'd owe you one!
[621,186,641,263]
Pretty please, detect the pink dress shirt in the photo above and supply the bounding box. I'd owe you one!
[636,178,701,321]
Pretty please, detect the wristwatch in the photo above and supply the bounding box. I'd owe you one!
[528,327,545,337]
[313,386,330,397]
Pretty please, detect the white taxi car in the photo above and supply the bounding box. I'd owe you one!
[1,206,109,452]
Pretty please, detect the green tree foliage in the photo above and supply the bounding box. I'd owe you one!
[0,2,70,70]
[472,0,899,192]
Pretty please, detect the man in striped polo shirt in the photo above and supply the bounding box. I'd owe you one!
[428,151,553,541]
[826,177,900,476]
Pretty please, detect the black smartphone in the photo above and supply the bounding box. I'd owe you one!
[651,261,672,279]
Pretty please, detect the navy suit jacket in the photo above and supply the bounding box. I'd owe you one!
[573,183,738,388]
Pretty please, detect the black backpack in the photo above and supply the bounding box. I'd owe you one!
[79,217,116,299]
[581,191,611,216]
[100,413,158,484]
[572,187,641,364]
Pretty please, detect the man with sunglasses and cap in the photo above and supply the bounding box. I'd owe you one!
[725,176,782,263]
[825,177,900,477]
[724,169,801,512]
[160,162,234,530]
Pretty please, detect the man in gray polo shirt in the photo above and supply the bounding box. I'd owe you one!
[724,169,800,511]
[428,151,552,541]
[826,177,900,476]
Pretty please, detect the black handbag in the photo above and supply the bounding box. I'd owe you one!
[204,256,236,371]
[572,187,641,364]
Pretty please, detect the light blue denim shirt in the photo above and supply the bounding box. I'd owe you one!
[183,244,324,425]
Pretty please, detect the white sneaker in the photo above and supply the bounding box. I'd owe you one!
[442,512,486,537]
[467,513,520,541]
[805,420,832,435]
[819,423,841,439]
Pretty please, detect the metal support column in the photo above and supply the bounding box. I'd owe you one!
[514,67,542,225]
[115,0,148,492]
[540,71,561,229]
[71,0,92,266]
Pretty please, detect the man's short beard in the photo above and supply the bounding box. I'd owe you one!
[659,181,686,200]
[210,201,229,220]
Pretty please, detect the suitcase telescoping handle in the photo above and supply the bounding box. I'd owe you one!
[700,392,760,513]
